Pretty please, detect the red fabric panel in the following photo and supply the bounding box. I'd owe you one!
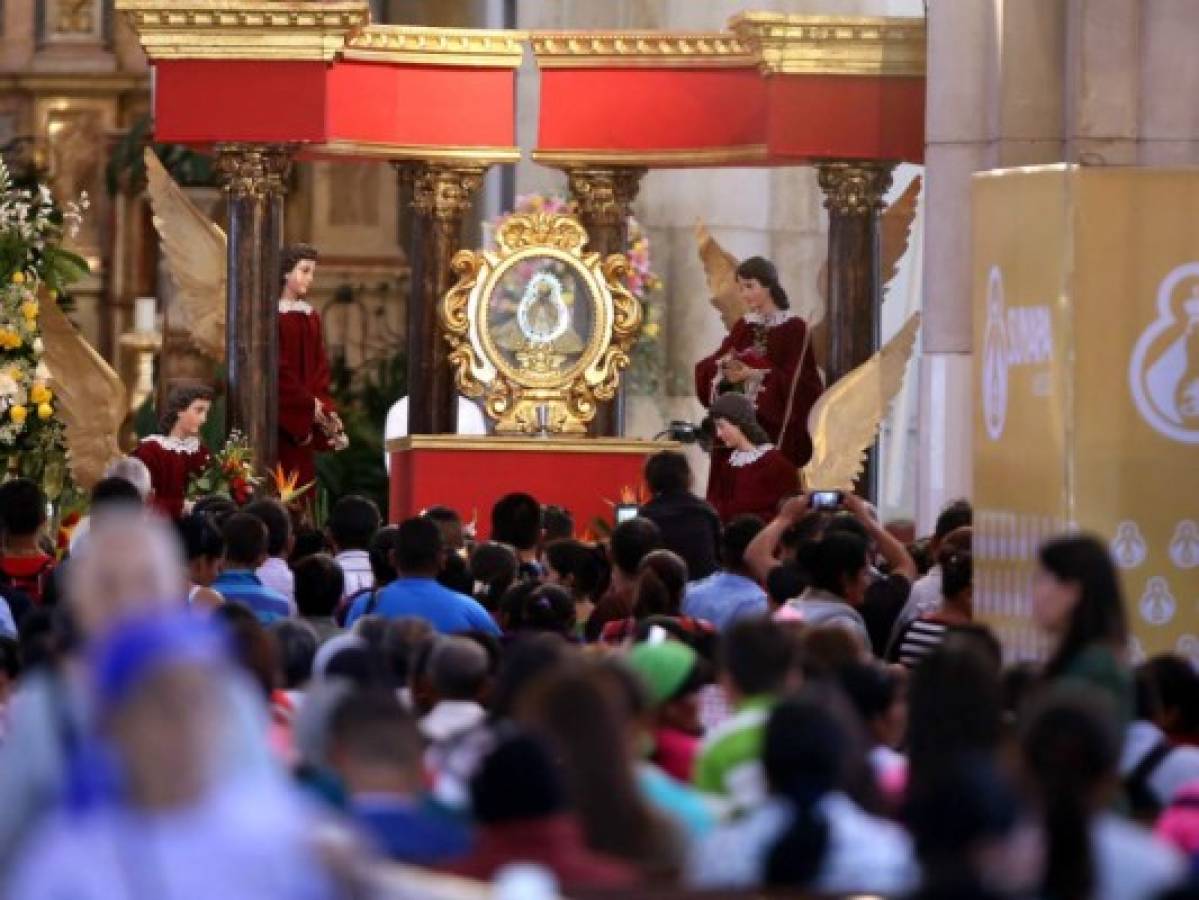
[765,75,925,163]
[537,68,766,151]
[388,444,652,538]
[153,61,330,144]
[326,63,515,147]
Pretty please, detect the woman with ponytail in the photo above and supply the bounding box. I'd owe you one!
[688,692,916,892]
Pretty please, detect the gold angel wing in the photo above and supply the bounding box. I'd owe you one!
[801,311,921,491]
[880,174,921,288]
[694,218,746,330]
[39,297,127,490]
[144,148,226,361]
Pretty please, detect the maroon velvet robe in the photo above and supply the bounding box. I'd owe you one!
[131,435,210,520]
[707,446,798,524]
[277,304,336,489]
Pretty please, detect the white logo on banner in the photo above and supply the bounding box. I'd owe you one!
[1129,636,1147,665]
[982,268,1009,441]
[1169,520,1199,569]
[1111,521,1148,569]
[1139,577,1177,626]
[1129,263,1199,443]
[1177,635,1199,666]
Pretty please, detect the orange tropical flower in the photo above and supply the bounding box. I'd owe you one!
[271,463,314,504]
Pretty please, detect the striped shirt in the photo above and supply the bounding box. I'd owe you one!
[895,617,949,668]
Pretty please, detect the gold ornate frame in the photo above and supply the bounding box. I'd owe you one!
[441,212,642,434]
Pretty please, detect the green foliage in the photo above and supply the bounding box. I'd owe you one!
[105,115,216,195]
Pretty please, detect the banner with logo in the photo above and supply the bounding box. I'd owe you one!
[974,165,1199,664]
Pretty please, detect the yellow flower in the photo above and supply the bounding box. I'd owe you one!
[9,405,26,424]
[644,322,661,339]
[21,301,38,320]
[29,383,51,405]
[10,272,24,285]
[0,329,19,350]
[37,402,53,420]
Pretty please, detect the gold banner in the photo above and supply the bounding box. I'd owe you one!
[974,166,1199,664]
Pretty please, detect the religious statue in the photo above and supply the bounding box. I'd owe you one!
[493,271,585,370]
[131,382,214,519]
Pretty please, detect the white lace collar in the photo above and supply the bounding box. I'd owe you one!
[744,310,792,327]
[144,433,201,454]
[730,444,773,467]
[278,298,314,315]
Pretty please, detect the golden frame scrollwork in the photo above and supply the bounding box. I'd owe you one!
[441,212,642,435]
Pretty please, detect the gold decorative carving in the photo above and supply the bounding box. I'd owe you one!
[386,434,676,455]
[534,145,768,169]
[730,13,926,77]
[816,160,894,217]
[411,165,485,223]
[114,0,369,61]
[530,31,754,69]
[342,25,525,67]
[214,144,295,198]
[567,168,645,227]
[440,212,642,435]
[318,139,520,166]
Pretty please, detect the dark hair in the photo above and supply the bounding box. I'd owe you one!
[175,511,225,562]
[290,526,328,563]
[268,619,317,689]
[541,505,574,542]
[424,506,464,551]
[544,539,610,603]
[837,661,900,726]
[193,495,237,527]
[328,495,380,552]
[0,635,20,681]
[1139,655,1199,735]
[380,617,435,686]
[471,732,566,825]
[429,635,490,700]
[521,584,576,636]
[490,633,573,719]
[763,695,846,886]
[798,532,869,598]
[735,256,789,310]
[491,492,541,551]
[437,551,474,596]
[766,562,806,607]
[721,617,794,696]
[469,541,518,610]
[497,579,538,632]
[90,477,142,511]
[1022,688,1121,900]
[328,689,422,772]
[644,450,692,495]
[609,517,662,576]
[0,478,46,535]
[1039,535,1128,679]
[292,553,344,618]
[158,381,214,434]
[633,549,687,619]
[395,516,442,574]
[244,498,291,558]
[221,513,269,567]
[940,544,973,606]
[213,602,276,698]
[280,242,318,286]
[934,499,973,542]
[368,526,402,585]
[721,514,765,572]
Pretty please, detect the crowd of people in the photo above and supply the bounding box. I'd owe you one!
[0,450,1196,898]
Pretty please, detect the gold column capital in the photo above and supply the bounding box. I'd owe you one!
[816,160,895,216]
[214,144,296,198]
[566,166,647,227]
[410,163,486,222]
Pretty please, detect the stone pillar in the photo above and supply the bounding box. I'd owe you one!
[407,162,485,435]
[214,143,293,469]
[567,166,646,437]
[816,160,894,499]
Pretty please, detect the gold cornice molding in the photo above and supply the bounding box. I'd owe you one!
[729,12,926,77]
[387,435,676,455]
[341,25,525,68]
[530,31,754,69]
[0,72,149,94]
[318,139,519,166]
[533,145,769,168]
[114,0,370,61]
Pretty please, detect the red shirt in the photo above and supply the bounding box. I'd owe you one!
[707,445,798,524]
[131,435,210,520]
[278,302,336,488]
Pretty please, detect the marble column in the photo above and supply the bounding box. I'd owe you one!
[567,165,646,437]
[214,143,293,470]
[407,162,485,435]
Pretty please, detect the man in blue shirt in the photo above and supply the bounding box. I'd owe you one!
[212,513,292,624]
[346,516,499,635]
[682,514,768,630]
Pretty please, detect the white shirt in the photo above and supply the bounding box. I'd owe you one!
[334,550,373,602]
[1120,720,1199,809]
[1092,812,1185,900]
[256,557,296,611]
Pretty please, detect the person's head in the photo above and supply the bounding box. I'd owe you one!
[609,517,662,579]
[520,584,577,637]
[1021,687,1122,900]
[66,511,186,643]
[721,514,765,575]
[798,531,871,606]
[543,539,610,602]
[735,255,789,313]
[437,550,473,596]
[1139,655,1199,738]
[268,619,317,690]
[626,639,710,736]
[221,513,269,569]
[469,541,518,610]
[379,617,434,687]
[326,689,425,797]
[490,492,541,552]
[644,450,692,496]
[720,617,794,701]
[633,549,688,619]
[159,382,213,438]
[490,632,574,719]
[0,477,46,539]
[428,635,490,703]
[423,505,464,552]
[175,511,225,587]
[766,563,805,609]
[367,525,402,586]
[211,602,277,698]
[709,391,770,451]
[0,636,20,703]
[102,456,153,501]
[932,499,973,551]
[280,242,318,298]
[541,505,574,543]
[327,495,380,553]
[292,553,344,618]
[799,624,862,678]
[940,543,973,616]
[1033,535,1128,676]
[243,498,292,560]
[762,694,848,887]
[90,477,144,516]
[395,515,443,577]
[471,731,567,825]
[836,661,906,750]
